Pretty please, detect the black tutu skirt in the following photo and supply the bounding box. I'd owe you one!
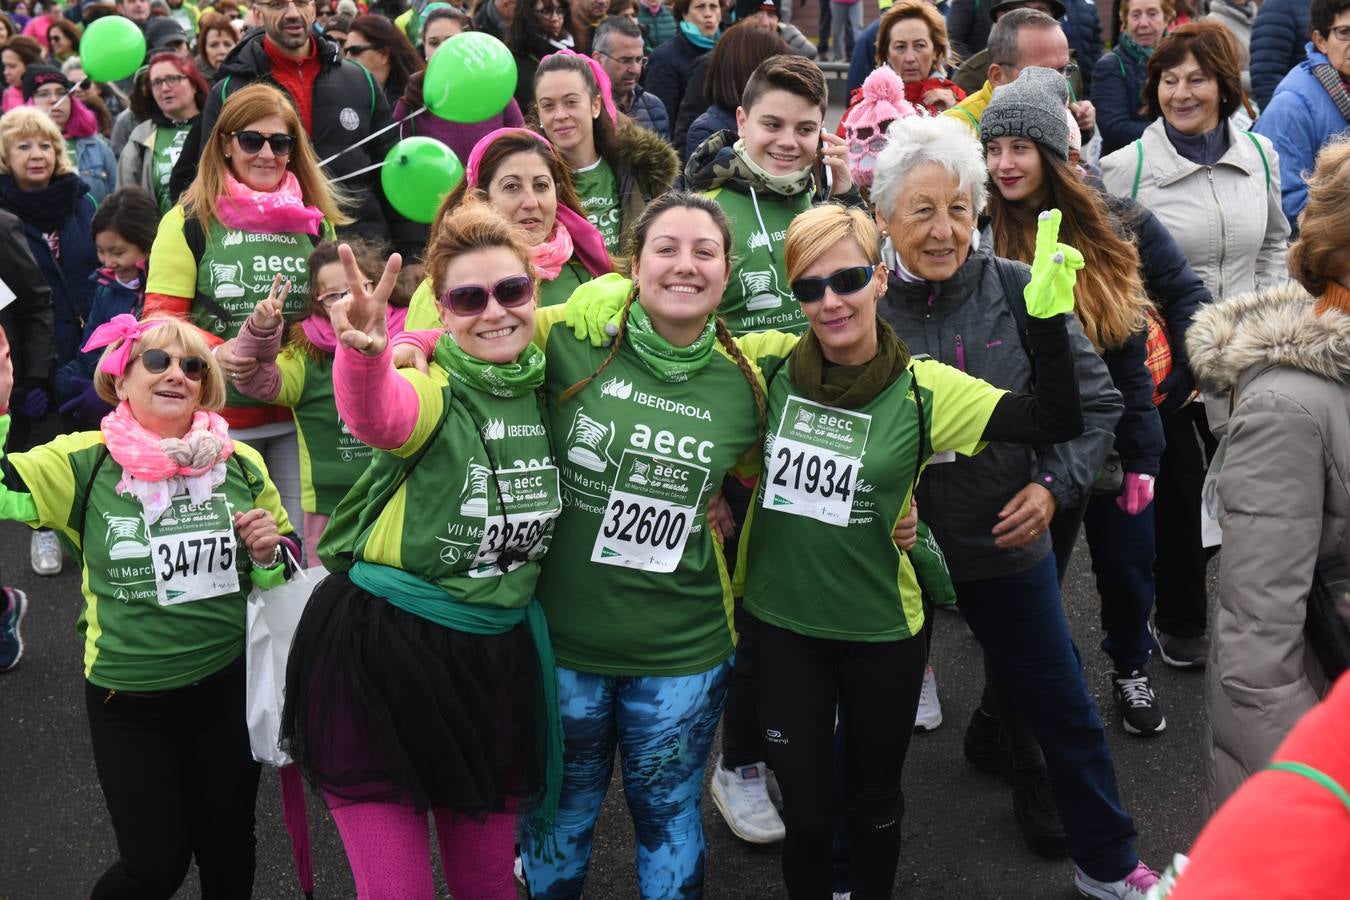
[280,571,543,814]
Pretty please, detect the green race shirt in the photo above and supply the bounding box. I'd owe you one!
[272,346,373,516]
[533,319,764,676]
[191,219,315,408]
[704,185,811,336]
[572,158,622,256]
[151,123,192,214]
[8,432,292,691]
[319,364,559,608]
[739,355,1005,641]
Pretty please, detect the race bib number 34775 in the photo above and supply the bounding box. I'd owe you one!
[592,450,710,572]
[764,397,872,527]
[147,493,241,606]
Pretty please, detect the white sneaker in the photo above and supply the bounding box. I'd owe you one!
[914,665,942,732]
[31,529,62,576]
[833,894,852,899]
[765,766,783,809]
[514,854,525,887]
[710,755,785,843]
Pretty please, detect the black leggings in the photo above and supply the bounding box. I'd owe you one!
[754,620,928,900]
[85,654,261,899]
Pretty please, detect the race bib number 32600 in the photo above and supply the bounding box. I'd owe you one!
[763,397,872,527]
[146,493,240,606]
[592,450,710,572]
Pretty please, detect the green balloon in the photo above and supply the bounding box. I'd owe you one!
[381,137,465,224]
[80,16,147,84]
[422,32,518,124]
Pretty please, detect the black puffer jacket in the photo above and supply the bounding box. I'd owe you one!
[0,207,54,396]
[168,31,422,257]
[645,29,710,135]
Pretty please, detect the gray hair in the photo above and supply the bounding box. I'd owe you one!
[988,8,1060,67]
[592,15,644,56]
[60,56,83,78]
[870,114,989,219]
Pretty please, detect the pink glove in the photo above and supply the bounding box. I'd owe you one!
[1116,472,1155,516]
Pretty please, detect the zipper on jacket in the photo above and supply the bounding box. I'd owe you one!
[954,333,965,371]
[1207,167,1227,298]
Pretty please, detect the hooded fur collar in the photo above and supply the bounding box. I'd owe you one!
[1187,282,1350,391]
[613,123,679,198]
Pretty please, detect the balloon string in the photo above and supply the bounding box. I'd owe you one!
[318,106,426,168]
[51,79,89,114]
[330,160,387,183]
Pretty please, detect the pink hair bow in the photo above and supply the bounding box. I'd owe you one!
[540,48,620,127]
[83,314,156,377]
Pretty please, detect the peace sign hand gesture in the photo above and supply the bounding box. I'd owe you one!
[329,244,402,357]
[250,274,291,332]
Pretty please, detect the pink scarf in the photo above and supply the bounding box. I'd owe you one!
[300,306,408,353]
[216,171,324,237]
[101,402,235,524]
[531,223,576,280]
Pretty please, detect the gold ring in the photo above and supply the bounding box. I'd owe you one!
[1029,528,1039,538]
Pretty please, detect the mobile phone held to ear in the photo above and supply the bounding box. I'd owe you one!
[819,134,833,197]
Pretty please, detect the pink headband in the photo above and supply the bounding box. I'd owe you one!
[84,314,159,377]
[462,128,614,278]
[539,48,620,127]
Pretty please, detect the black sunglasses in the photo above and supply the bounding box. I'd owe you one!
[230,130,296,156]
[441,275,535,316]
[790,265,875,303]
[136,349,210,381]
[343,43,375,56]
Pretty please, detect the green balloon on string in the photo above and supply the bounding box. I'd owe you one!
[422,32,518,124]
[381,137,465,224]
[80,16,147,83]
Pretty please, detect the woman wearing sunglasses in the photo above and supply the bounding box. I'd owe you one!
[145,83,347,536]
[508,0,577,111]
[231,240,410,566]
[0,316,296,898]
[402,127,610,333]
[279,207,562,900]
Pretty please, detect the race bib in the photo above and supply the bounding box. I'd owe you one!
[147,493,240,606]
[469,465,562,578]
[763,397,872,527]
[592,450,710,572]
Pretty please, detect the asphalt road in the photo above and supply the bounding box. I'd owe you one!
[1,511,1215,900]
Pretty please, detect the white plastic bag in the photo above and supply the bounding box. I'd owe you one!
[245,559,327,767]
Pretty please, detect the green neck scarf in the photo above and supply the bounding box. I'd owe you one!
[1119,32,1157,62]
[732,138,816,198]
[625,301,718,383]
[433,331,546,398]
[789,317,910,410]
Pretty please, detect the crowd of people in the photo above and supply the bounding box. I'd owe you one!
[1,0,1348,897]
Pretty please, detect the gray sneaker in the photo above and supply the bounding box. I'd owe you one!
[31,528,62,576]
[1150,622,1207,669]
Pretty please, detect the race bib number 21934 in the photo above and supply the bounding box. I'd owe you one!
[763,397,872,527]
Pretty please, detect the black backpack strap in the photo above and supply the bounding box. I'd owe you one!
[994,257,1034,380]
[911,366,926,496]
[76,446,111,549]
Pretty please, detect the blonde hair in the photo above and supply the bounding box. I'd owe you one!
[180,83,351,236]
[1289,138,1350,297]
[0,107,74,179]
[785,204,881,284]
[94,316,227,411]
[877,0,955,71]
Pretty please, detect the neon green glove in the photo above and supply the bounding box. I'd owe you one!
[563,273,634,346]
[1023,209,1085,320]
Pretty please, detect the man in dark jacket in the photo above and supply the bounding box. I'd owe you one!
[593,16,671,140]
[168,2,422,257]
[948,0,1103,94]
[1250,0,1313,109]
[0,208,55,453]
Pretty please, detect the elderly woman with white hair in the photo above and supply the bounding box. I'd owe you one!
[871,114,1159,900]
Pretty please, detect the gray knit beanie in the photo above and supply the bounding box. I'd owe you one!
[979,67,1071,160]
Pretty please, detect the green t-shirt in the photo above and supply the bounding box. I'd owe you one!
[739,356,1005,641]
[572,158,622,256]
[534,322,764,676]
[191,219,316,408]
[151,123,192,215]
[272,346,374,516]
[8,432,292,691]
[704,185,812,336]
[319,364,559,608]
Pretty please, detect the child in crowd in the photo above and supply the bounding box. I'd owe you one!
[55,187,158,427]
[231,240,410,566]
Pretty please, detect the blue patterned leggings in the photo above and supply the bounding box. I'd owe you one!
[521,661,732,899]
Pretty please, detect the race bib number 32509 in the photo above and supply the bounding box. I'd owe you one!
[592,450,710,572]
[764,397,872,527]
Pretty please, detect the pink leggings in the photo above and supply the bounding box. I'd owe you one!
[323,794,517,900]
